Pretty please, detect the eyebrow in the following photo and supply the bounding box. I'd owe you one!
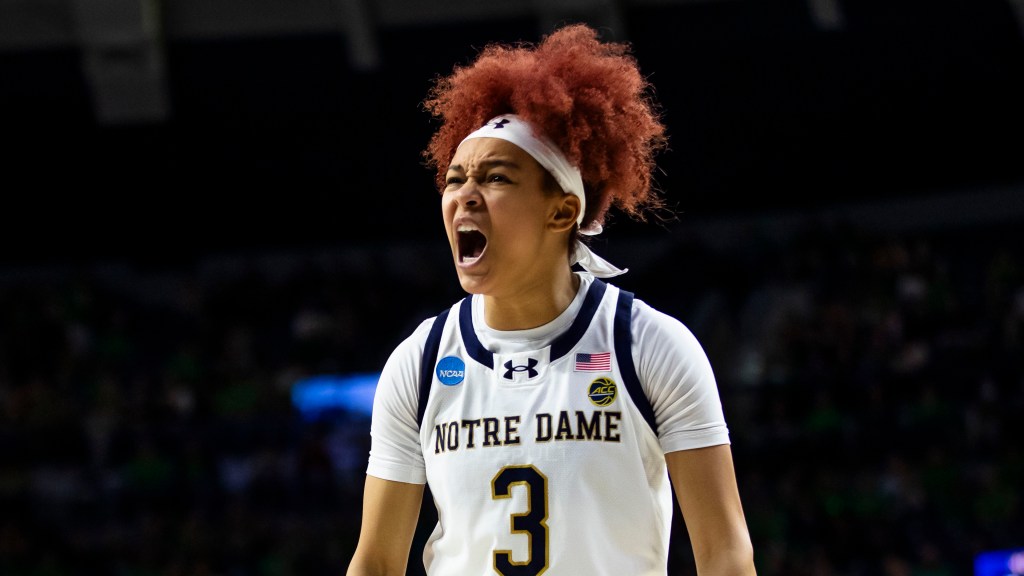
[446,159,522,173]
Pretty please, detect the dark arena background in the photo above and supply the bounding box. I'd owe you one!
[2,1,1023,574]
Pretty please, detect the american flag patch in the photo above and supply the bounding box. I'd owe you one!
[575,352,611,371]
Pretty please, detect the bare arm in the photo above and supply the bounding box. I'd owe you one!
[666,444,756,575]
[347,475,425,576]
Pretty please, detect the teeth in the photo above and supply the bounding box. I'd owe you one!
[457,224,478,232]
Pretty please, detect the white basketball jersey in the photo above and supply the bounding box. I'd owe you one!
[416,279,672,575]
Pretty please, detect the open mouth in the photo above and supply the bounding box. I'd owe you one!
[457,230,487,264]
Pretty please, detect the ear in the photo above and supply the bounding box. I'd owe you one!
[548,194,581,234]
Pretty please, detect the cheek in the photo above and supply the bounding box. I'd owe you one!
[440,195,456,227]
[494,200,547,238]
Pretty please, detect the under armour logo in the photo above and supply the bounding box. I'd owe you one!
[503,358,539,380]
[491,118,510,129]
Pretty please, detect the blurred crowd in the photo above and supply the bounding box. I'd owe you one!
[0,218,1021,576]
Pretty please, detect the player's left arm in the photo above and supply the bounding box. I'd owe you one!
[666,444,756,575]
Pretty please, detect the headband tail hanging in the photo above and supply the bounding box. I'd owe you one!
[573,240,628,278]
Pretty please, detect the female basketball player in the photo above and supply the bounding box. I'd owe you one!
[347,24,756,576]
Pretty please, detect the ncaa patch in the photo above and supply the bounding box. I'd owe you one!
[436,356,466,386]
[588,377,617,407]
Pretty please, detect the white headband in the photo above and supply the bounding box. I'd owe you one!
[460,114,627,278]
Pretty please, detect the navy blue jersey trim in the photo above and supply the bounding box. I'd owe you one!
[417,308,450,428]
[458,280,609,367]
[458,297,494,369]
[614,290,659,436]
[550,279,608,361]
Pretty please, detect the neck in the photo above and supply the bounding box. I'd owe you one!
[482,268,580,331]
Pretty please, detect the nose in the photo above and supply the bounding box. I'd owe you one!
[451,178,482,209]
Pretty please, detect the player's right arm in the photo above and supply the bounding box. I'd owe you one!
[349,318,435,575]
[346,476,424,576]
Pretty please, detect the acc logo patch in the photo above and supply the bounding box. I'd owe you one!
[587,377,617,406]
[436,356,466,386]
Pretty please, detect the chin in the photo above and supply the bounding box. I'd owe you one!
[457,277,487,295]
[455,270,491,295]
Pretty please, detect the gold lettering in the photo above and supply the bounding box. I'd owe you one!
[434,424,446,454]
[504,416,521,445]
[535,413,552,442]
[554,411,574,441]
[604,411,622,442]
[461,419,481,449]
[483,417,502,446]
[575,411,602,441]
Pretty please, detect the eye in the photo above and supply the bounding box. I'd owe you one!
[445,175,464,187]
[487,173,510,183]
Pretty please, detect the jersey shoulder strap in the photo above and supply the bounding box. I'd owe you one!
[416,307,450,427]
[613,288,659,436]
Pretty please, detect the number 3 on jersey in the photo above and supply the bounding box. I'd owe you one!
[491,465,549,576]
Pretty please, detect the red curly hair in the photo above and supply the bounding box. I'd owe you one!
[423,24,667,229]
